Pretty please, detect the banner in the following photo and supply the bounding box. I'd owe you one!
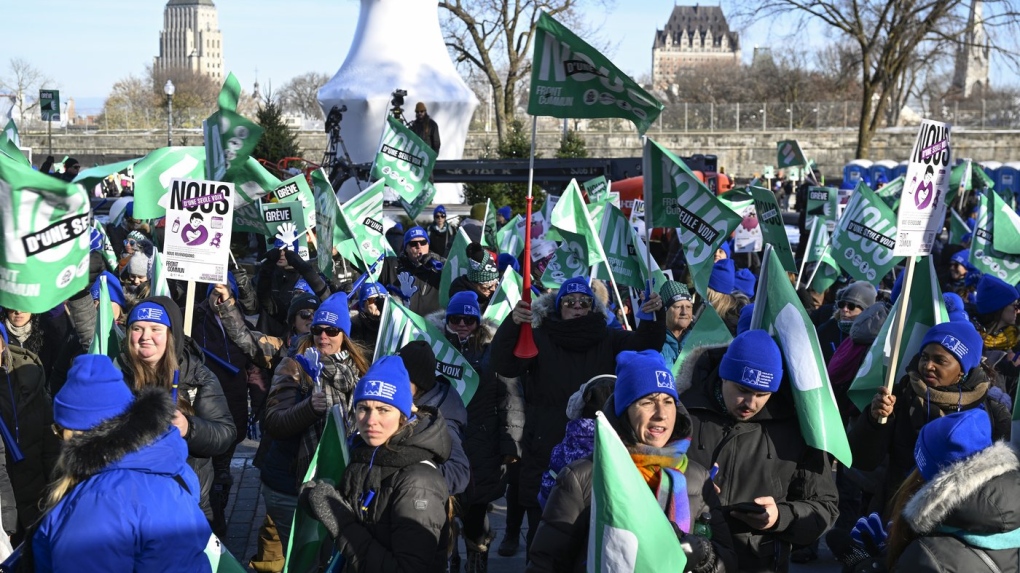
[992,190,1020,255]
[777,140,807,169]
[830,183,901,284]
[747,185,796,273]
[482,268,524,325]
[894,120,952,256]
[438,228,473,308]
[311,169,339,279]
[371,116,438,205]
[750,246,852,466]
[643,139,741,294]
[204,73,264,181]
[0,156,91,312]
[528,11,663,134]
[588,414,686,572]
[374,299,479,405]
[969,191,1020,283]
[271,174,316,234]
[164,179,234,284]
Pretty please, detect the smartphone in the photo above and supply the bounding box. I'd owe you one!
[725,502,767,515]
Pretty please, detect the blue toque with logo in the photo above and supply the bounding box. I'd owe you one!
[920,322,983,373]
[353,355,414,419]
[403,226,429,248]
[447,291,481,318]
[358,282,387,309]
[720,329,783,393]
[915,408,991,481]
[312,292,352,336]
[613,350,679,416]
[434,205,446,216]
[128,301,173,329]
[555,276,595,310]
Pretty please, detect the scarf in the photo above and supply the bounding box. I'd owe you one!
[828,339,869,388]
[907,372,988,429]
[3,319,31,345]
[628,439,692,533]
[297,350,360,480]
[980,325,1019,352]
[543,312,608,351]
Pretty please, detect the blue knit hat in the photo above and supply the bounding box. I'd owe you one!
[358,282,387,310]
[447,291,481,318]
[497,206,512,221]
[90,271,126,309]
[976,275,1019,315]
[719,240,731,259]
[708,259,736,294]
[920,322,983,373]
[737,303,755,335]
[128,301,173,329]
[433,205,446,216]
[950,249,970,267]
[353,355,414,419]
[943,293,969,323]
[497,253,520,275]
[734,268,757,298]
[555,276,595,310]
[312,292,352,336]
[54,355,135,431]
[613,350,679,416]
[719,330,783,392]
[403,226,429,248]
[914,409,991,481]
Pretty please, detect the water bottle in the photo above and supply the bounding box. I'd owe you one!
[693,512,712,539]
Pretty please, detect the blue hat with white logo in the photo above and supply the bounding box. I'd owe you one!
[613,350,679,416]
[447,291,481,318]
[403,226,429,248]
[91,271,126,309]
[555,276,595,310]
[312,292,352,336]
[915,409,991,481]
[128,301,173,329]
[920,322,983,373]
[353,355,414,419]
[719,330,783,393]
[358,282,387,310]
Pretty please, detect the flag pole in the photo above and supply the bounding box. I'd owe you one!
[514,116,539,358]
[796,219,818,287]
[600,260,632,331]
[878,256,917,425]
[803,244,831,291]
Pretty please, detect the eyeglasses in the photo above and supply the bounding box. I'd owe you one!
[435,213,446,219]
[297,310,314,320]
[837,301,861,312]
[447,315,478,326]
[311,326,342,337]
[561,297,593,309]
[51,423,67,438]
[407,240,428,248]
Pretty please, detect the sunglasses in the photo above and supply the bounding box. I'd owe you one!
[297,310,314,320]
[311,326,342,337]
[407,240,428,247]
[435,213,446,218]
[447,315,478,326]
[51,423,67,438]
[837,301,861,312]
[561,297,593,309]
[123,239,137,247]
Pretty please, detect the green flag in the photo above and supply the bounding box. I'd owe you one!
[528,12,663,134]
[540,242,590,288]
[777,140,807,169]
[272,174,316,234]
[643,139,741,294]
[91,219,119,272]
[130,147,207,220]
[73,158,138,191]
[830,183,901,283]
[232,201,271,236]
[228,156,281,206]
[588,413,686,572]
[496,214,525,258]
[805,186,838,230]
[583,175,610,203]
[970,191,1020,283]
[550,180,606,268]
[204,73,264,181]
[439,228,473,308]
[876,176,904,211]
[596,203,645,290]
[747,185,797,273]
[949,208,970,246]
[847,256,948,412]
[398,180,437,220]
[992,190,1020,255]
[803,217,841,293]
[337,180,395,280]
[3,118,20,147]
[88,274,121,359]
[0,121,27,167]
[204,534,249,573]
[371,116,438,205]
[284,405,350,573]
[482,199,499,250]
[0,155,91,312]
[672,305,732,376]
[483,268,524,325]
[312,169,339,279]
[149,246,172,297]
[374,300,479,404]
[750,247,852,466]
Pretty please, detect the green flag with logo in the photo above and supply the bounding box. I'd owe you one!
[204,73,264,181]
[847,256,948,412]
[0,119,27,167]
[0,155,91,312]
[750,246,852,466]
[804,217,841,292]
[528,12,663,134]
[588,413,686,572]
[643,139,741,294]
[312,169,339,279]
[777,140,807,169]
[970,191,1020,284]
[88,274,121,359]
[439,228,473,308]
[229,156,281,207]
[550,180,606,268]
[805,186,838,229]
[91,219,119,272]
[3,118,20,147]
[399,181,437,220]
[284,405,350,573]
[540,242,590,288]
[374,299,479,405]
[232,201,271,236]
[747,185,797,273]
[583,175,609,203]
[497,214,525,258]
[876,176,904,211]
[830,183,901,284]
[371,116,438,205]
[672,304,732,376]
[596,203,645,290]
[949,208,970,246]
[130,147,207,219]
[992,190,1020,255]
[335,180,395,280]
[483,268,524,325]
[482,199,499,250]
[272,174,316,234]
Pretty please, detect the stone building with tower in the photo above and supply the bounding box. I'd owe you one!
[153,0,224,79]
[652,5,741,90]
[951,0,990,98]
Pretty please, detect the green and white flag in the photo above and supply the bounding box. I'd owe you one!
[876,176,904,211]
[482,268,524,325]
[371,116,438,205]
[284,405,350,573]
[88,274,121,359]
[311,169,339,279]
[399,180,437,220]
[803,217,841,293]
[588,413,686,572]
[805,186,839,230]
[672,304,732,377]
[969,191,1020,284]
[992,190,1020,255]
[528,12,663,134]
[0,119,27,166]
[272,174,316,233]
[830,183,901,284]
[439,228,473,308]
[583,175,610,203]
[91,219,119,272]
[130,147,207,220]
[777,140,807,169]
[334,180,395,280]
[750,246,852,466]
[550,180,606,268]
[204,73,264,181]
[3,118,20,147]
[73,158,137,191]
[228,156,281,207]
[374,299,479,404]
[540,242,590,288]
[847,256,948,412]
[949,208,970,246]
[0,155,91,312]
[232,201,271,237]
[747,185,797,273]
[204,535,248,573]
[497,214,525,258]
[149,246,171,297]
[482,199,499,250]
[644,139,741,294]
[596,203,645,290]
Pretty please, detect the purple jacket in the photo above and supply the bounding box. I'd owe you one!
[538,418,595,509]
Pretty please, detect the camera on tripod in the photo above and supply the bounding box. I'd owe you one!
[390,89,408,123]
[325,105,347,133]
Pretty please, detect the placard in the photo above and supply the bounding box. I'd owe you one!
[164,178,234,283]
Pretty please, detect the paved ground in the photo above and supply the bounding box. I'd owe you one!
[223,439,841,572]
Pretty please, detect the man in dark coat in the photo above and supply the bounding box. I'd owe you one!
[378,226,445,317]
[411,102,440,154]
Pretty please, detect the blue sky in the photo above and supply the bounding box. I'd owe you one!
[0,1,1003,116]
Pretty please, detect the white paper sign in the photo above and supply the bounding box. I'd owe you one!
[164,178,234,283]
[894,120,952,256]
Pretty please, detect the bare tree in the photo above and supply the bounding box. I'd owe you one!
[0,58,53,122]
[279,72,330,120]
[99,66,220,130]
[100,74,155,129]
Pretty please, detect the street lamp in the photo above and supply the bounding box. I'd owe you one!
[163,79,175,147]
[786,107,793,131]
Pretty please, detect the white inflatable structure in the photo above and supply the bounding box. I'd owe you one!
[318,0,479,203]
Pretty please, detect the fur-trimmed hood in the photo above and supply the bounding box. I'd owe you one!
[904,442,1020,535]
[56,387,183,483]
[425,309,498,346]
[675,343,729,395]
[529,289,609,329]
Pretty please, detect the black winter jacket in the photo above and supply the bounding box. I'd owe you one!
[377,252,445,317]
[677,345,839,573]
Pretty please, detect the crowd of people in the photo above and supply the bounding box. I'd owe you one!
[0,163,1018,573]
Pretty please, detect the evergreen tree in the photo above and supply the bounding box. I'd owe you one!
[555,129,588,159]
[253,94,301,165]
[464,119,545,215]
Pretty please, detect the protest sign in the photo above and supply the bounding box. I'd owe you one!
[582,175,609,203]
[894,120,952,256]
[163,178,234,284]
[747,185,796,273]
[777,140,806,169]
[262,202,309,260]
[805,186,839,231]
[830,183,901,283]
[272,174,316,233]
[371,116,438,205]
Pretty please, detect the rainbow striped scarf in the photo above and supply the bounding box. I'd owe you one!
[628,438,692,534]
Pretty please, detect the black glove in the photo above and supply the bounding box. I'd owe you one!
[678,533,716,573]
[88,251,105,285]
[284,248,312,272]
[298,480,358,539]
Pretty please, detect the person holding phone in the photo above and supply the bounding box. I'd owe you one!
[678,330,838,573]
